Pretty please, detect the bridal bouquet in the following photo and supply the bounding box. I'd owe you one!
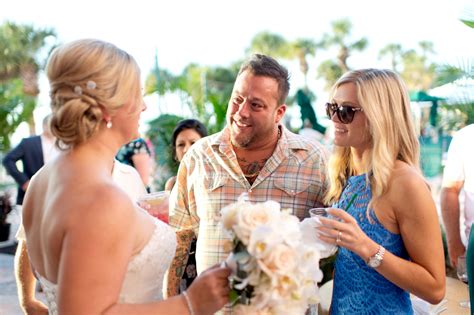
[221,196,323,315]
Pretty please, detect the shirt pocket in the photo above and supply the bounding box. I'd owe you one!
[206,174,228,191]
[274,177,311,196]
[196,175,229,223]
[273,177,315,219]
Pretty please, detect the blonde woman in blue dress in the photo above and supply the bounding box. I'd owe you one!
[318,69,445,314]
[22,39,230,315]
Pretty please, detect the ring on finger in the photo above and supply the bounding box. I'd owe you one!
[336,230,342,244]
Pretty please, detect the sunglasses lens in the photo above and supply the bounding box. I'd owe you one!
[339,106,354,124]
[326,103,359,124]
[326,108,331,119]
[325,103,334,119]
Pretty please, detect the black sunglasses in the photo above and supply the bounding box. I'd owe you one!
[325,102,364,124]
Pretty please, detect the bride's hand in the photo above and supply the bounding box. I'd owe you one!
[185,264,231,314]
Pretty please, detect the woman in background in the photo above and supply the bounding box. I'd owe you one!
[319,69,445,314]
[165,119,208,191]
[165,119,208,293]
[116,137,153,192]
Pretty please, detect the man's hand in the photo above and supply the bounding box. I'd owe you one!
[22,299,48,315]
[447,240,465,268]
[440,184,464,268]
[21,180,30,191]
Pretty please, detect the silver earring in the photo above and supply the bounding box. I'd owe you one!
[106,120,112,129]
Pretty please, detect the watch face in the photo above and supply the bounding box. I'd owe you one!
[367,246,385,268]
[368,257,381,268]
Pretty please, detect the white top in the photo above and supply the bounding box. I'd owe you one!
[299,127,325,142]
[112,160,148,201]
[40,134,60,163]
[37,215,177,314]
[442,124,474,238]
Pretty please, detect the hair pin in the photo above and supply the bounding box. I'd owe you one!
[86,80,96,90]
[74,86,83,95]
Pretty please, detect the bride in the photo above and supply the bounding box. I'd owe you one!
[22,39,230,314]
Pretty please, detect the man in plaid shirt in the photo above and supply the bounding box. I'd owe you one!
[168,54,329,313]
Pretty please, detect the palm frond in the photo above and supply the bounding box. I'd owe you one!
[460,5,474,28]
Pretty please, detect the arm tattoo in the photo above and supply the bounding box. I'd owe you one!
[165,229,195,297]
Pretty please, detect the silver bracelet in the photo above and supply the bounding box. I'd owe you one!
[182,291,195,315]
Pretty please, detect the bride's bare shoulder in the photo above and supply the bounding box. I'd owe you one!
[65,181,137,231]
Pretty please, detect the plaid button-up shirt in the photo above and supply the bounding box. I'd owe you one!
[169,125,329,275]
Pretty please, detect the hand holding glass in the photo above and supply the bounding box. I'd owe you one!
[137,191,170,223]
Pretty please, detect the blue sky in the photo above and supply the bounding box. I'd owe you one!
[2,0,474,140]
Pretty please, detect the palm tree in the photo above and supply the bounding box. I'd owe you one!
[378,43,403,71]
[287,38,318,89]
[247,31,289,58]
[400,42,437,91]
[0,21,56,136]
[460,5,474,28]
[434,15,474,126]
[317,18,368,90]
[434,14,474,86]
[320,19,368,73]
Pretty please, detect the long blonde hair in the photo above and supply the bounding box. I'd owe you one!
[47,39,141,149]
[324,69,420,211]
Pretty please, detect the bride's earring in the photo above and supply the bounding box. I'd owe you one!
[106,120,112,129]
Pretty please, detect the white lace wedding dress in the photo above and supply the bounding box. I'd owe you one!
[37,216,177,314]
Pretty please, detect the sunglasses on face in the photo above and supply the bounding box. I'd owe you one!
[325,102,364,124]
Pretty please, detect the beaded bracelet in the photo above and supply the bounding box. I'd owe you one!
[182,291,195,315]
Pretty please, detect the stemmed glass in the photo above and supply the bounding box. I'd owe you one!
[457,255,471,309]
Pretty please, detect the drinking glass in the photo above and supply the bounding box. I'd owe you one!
[309,207,338,256]
[309,207,340,225]
[457,255,471,309]
[137,191,170,223]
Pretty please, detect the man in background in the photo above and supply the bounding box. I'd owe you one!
[3,114,59,206]
[441,124,474,267]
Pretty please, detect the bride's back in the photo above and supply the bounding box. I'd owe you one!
[22,152,134,284]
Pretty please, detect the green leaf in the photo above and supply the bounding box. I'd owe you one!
[461,19,474,28]
[229,289,240,305]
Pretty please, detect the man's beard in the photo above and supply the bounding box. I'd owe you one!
[230,129,253,148]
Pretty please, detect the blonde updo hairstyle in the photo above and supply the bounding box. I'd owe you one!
[324,69,420,215]
[47,39,141,149]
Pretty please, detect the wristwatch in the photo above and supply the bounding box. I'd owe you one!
[367,245,385,268]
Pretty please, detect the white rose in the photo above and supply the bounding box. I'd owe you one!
[221,202,241,230]
[235,203,279,244]
[260,243,297,276]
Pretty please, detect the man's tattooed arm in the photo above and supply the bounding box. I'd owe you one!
[164,229,195,297]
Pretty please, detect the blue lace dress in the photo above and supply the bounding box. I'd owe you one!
[331,174,413,314]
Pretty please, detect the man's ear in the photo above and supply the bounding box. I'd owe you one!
[275,104,287,123]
